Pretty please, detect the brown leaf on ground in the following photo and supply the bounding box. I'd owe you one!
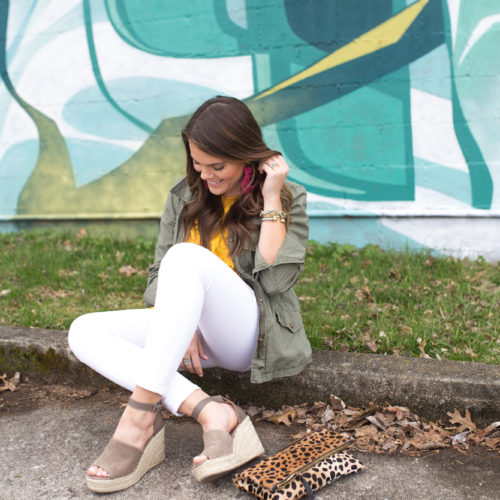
[76,227,87,239]
[389,268,401,280]
[417,337,431,359]
[119,265,138,277]
[243,396,496,455]
[298,295,315,301]
[386,405,409,421]
[57,269,79,278]
[266,409,296,426]
[483,437,500,451]
[447,409,477,432]
[366,415,387,431]
[0,372,21,392]
[330,395,346,411]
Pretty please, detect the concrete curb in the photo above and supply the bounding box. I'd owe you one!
[1,325,499,425]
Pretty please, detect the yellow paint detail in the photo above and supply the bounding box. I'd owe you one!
[254,0,429,100]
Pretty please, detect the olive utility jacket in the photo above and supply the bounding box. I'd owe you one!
[143,177,312,383]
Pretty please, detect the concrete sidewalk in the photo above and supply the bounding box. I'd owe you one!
[1,325,499,424]
[0,390,498,499]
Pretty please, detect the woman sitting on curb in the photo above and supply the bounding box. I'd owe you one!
[68,96,311,493]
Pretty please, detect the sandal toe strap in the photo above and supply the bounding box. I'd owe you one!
[201,430,233,459]
[92,439,142,479]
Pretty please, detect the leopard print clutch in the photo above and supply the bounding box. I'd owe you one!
[233,428,364,499]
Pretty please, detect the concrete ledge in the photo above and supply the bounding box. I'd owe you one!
[1,326,499,425]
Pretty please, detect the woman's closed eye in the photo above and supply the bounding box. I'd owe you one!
[192,160,225,171]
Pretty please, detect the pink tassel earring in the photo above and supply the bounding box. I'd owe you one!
[241,166,255,193]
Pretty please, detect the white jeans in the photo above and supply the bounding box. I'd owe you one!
[68,243,259,415]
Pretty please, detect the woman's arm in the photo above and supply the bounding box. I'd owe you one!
[143,189,179,306]
[252,152,309,295]
[257,155,289,264]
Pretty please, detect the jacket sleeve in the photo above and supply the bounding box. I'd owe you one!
[143,191,179,307]
[252,185,309,295]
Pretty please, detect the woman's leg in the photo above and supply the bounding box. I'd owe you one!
[69,243,259,477]
[135,242,259,413]
[68,243,258,413]
[68,309,201,412]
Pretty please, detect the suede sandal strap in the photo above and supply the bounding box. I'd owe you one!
[201,429,233,459]
[192,395,224,421]
[192,395,247,424]
[128,397,162,413]
[92,439,142,479]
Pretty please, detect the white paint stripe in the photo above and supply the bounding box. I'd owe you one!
[26,0,81,40]
[410,88,469,172]
[380,217,500,261]
[0,99,38,161]
[92,22,255,99]
[445,0,461,50]
[306,190,500,217]
[458,14,500,65]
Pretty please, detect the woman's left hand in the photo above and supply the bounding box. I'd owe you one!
[181,330,208,377]
[258,154,289,202]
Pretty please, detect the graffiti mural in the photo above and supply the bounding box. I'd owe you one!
[1,0,499,258]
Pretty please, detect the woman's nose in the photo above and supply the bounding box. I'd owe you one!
[199,168,213,181]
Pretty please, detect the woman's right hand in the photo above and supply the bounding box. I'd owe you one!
[180,330,208,377]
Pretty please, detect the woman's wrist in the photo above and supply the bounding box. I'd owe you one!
[262,193,282,211]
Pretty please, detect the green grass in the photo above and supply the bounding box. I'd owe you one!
[1,230,498,364]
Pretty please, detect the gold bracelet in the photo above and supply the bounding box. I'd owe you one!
[260,209,287,223]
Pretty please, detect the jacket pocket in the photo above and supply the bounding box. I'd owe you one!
[275,309,302,334]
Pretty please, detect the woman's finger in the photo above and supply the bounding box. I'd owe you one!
[198,341,208,361]
[191,350,203,377]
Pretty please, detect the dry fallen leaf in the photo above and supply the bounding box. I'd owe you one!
[330,395,346,411]
[0,372,21,392]
[119,265,138,277]
[266,409,296,426]
[241,395,494,455]
[76,227,88,239]
[298,295,315,301]
[447,409,477,432]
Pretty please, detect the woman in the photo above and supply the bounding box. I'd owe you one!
[68,96,312,493]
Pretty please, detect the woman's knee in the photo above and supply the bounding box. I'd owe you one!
[67,313,99,357]
[159,243,209,274]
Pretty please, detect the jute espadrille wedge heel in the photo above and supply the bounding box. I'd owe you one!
[191,395,265,483]
[86,397,166,493]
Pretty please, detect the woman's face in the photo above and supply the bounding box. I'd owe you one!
[189,141,246,197]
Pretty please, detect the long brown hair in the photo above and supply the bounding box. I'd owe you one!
[181,96,292,254]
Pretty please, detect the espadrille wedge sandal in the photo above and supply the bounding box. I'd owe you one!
[86,397,166,493]
[191,395,265,483]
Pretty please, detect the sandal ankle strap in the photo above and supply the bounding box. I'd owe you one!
[128,397,163,413]
[192,395,246,423]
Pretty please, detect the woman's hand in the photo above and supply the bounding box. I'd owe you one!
[180,330,208,377]
[258,154,289,204]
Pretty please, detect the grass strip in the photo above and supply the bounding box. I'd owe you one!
[1,230,498,364]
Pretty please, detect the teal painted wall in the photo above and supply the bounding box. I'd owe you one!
[1,1,499,258]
